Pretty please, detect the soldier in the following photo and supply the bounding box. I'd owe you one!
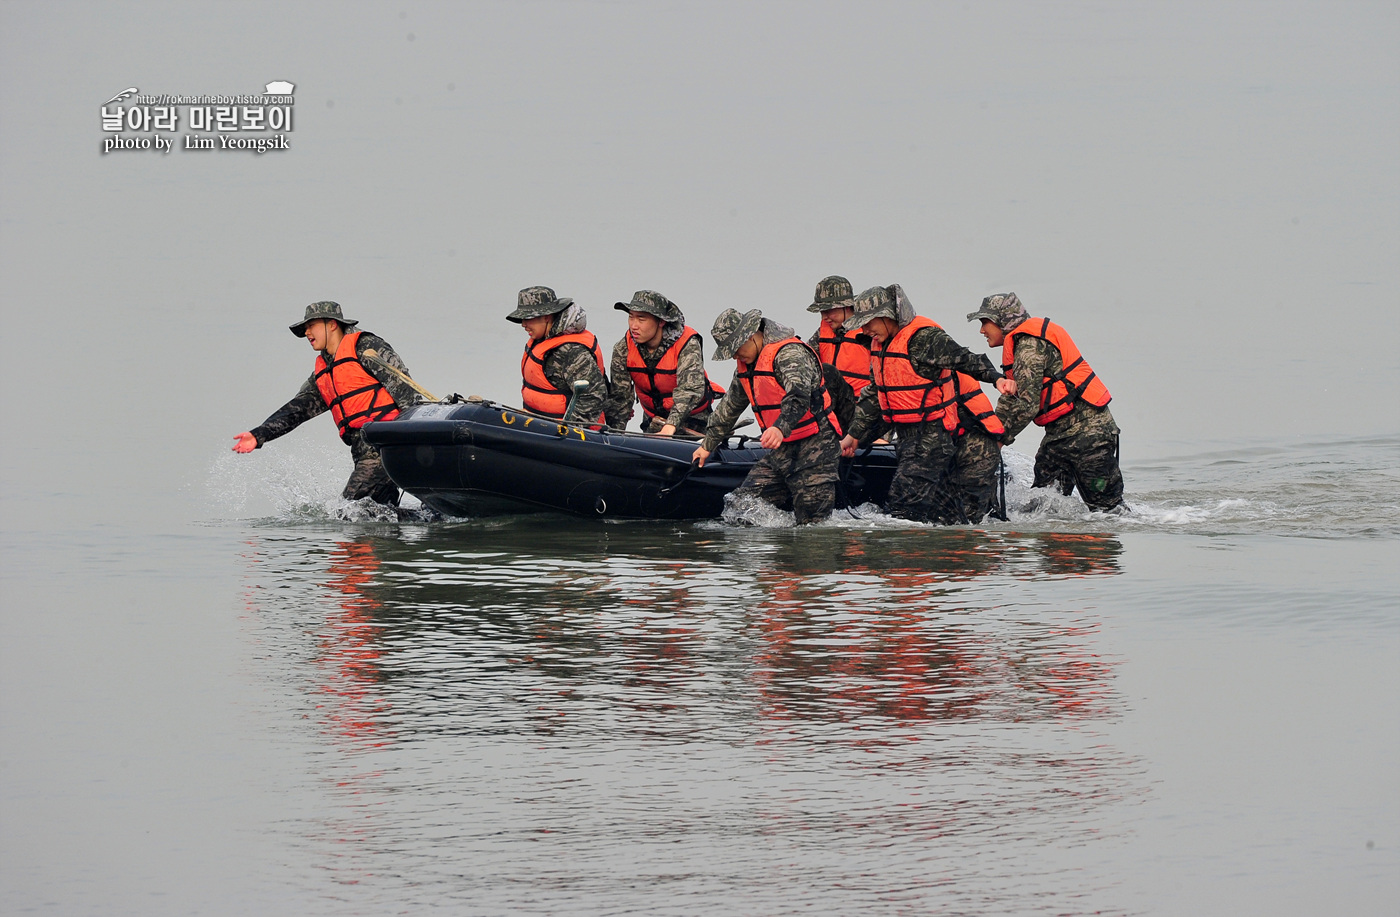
[942,371,1008,522]
[603,290,725,435]
[805,274,871,432]
[231,301,422,505]
[968,293,1125,512]
[839,285,1014,523]
[693,308,843,525]
[508,286,609,425]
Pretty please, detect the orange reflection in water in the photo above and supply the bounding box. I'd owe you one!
[314,539,392,750]
[751,531,1122,730]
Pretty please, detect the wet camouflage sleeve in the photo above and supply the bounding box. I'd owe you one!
[807,328,821,349]
[996,335,1055,442]
[545,342,609,424]
[355,333,424,408]
[770,342,823,437]
[249,376,328,446]
[907,326,1002,385]
[604,337,635,429]
[663,336,709,429]
[701,374,751,452]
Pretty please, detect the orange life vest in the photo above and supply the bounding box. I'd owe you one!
[815,318,873,395]
[520,331,607,420]
[870,316,956,427]
[313,331,400,437]
[941,372,1006,437]
[625,326,725,424]
[1002,317,1111,425]
[736,338,842,442]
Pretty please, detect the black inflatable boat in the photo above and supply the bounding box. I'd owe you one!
[361,397,896,520]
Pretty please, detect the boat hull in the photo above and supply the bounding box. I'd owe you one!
[362,399,897,520]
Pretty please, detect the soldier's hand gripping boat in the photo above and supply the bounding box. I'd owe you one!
[361,397,897,519]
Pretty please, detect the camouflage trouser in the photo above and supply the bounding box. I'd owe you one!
[944,429,1001,523]
[1033,405,1124,511]
[732,428,839,525]
[345,433,402,506]
[885,421,960,523]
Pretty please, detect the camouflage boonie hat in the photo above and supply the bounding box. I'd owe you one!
[806,275,855,313]
[844,285,898,331]
[966,292,1029,331]
[290,301,358,337]
[507,286,574,323]
[614,290,682,324]
[711,308,764,361]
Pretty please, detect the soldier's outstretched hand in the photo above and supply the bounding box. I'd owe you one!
[840,434,858,458]
[996,377,1017,396]
[231,432,257,453]
[692,445,711,467]
[759,426,784,450]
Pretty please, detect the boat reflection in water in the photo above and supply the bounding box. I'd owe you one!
[237,524,1138,912]
[253,527,1123,731]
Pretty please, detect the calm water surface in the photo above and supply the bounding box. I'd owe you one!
[2,437,1396,915]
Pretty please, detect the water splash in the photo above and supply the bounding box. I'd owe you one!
[204,435,1399,538]
[205,440,432,525]
[719,491,796,527]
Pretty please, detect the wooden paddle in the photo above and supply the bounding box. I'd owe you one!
[362,349,438,402]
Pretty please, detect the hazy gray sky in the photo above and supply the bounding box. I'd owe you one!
[2,0,1395,519]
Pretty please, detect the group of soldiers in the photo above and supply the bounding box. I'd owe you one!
[233,277,1126,523]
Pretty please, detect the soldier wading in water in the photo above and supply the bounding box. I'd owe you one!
[231,301,422,506]
[840,285,1015,523]
[969,293,1126,512]
[694,308,844,525]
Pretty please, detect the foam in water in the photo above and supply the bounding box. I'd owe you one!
[206,439,430,524]
[203,435,1400,538]
[718,491,796,528]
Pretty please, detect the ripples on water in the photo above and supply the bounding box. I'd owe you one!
[209,433,1400,538]
[1123,433,1399,538]
[235,524,1138,914]
[211,434,1398,913]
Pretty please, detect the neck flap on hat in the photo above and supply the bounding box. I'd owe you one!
[552,302,589,336]
[889,284,916,327]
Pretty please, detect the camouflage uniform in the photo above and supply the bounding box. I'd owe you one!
[814,362,858,435]
[604,292,713,434]
[805,275,864,432]
[250,326,421,505]
[508,287,609,425]
[970,293,1124,512]
[536,310,609,424]
[999,335,1123,510]
[703,312,839,525]
[846,285,1003,524]
[946,414,1002,523]
[604,331,712,434]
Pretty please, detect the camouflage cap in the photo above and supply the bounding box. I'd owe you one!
[507,286,574,323]
[806,275,855,314]
[843,285,898,331]
[711,308,764,361]
[614,290,682,324]
[290,301,358,337]
[966,292,1029,331]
